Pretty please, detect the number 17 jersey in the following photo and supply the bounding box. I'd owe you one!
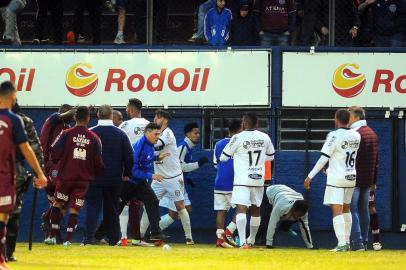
[321,128,361,188]
[222,130,275,187]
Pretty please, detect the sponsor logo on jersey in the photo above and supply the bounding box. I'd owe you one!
[342,140,360,149]
[75,198,84,207]
[332,64,366,98]
[248,173,263,180]
[56,192,68,202]
[243,141,251,149]
[73,147,87,160]
[345,174,356,181]
[0,195,12,206]
[65,63,99,97]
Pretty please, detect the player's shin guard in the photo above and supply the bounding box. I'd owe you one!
[66,214,78,242]
[140,209,150,239]
[247,216,261,245]
[159,214,175,231]
[236,213,247,245]
[370,213,380,243]
[333,215,346,246]
[50,207,62,238]
[119,205,129,239]
[0,222,7,263]
[178,209,192,240]
[343,213,352,244]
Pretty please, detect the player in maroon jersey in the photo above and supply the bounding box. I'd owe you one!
[0,81,47,270]
[45,106,104,246]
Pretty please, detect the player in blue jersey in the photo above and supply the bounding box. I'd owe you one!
[213,119,242,248]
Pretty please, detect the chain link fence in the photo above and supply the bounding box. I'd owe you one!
[0,0,405,46]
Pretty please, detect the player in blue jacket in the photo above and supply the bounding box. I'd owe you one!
[213,119,241,247]
[204,0,233,46]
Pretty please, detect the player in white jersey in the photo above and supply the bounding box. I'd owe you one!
[118,98,149,246]
[140,109,194,244]
[220,113,275,248]
[304,109,360,252]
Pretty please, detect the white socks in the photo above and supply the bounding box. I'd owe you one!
[159,214,175,230]
[343,212,352,244]
[216,229,224,239]
[247,216,261,245]
[236,213,247,245]
[333,215,346,246]
[139,209,150,239]
[119,205,129,239]
[178,208,192,239]
[226,221,237,233]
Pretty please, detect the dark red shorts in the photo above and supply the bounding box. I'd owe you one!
[45,161,59,202]
[54,181,89,210]
[0,174,16,214]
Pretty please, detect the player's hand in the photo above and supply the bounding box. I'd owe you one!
[304,177,311,190]
[34,174,48,189]
[152,174,164,182]
[123,176,130,181]
[198,157,209,167]
[157,152,170,161]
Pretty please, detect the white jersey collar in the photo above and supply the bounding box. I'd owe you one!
[350,120,367,129]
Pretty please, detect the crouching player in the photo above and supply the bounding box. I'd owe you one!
[213,119,241,247]
[265,184,313,249]
[46,106,104,246]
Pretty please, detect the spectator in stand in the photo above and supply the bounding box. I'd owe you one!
[204,0,232,46]
[254,0,297,46]
[353,0,374,47]
[367,0,406,47]
[113,0,128,44]
[189,0,217,43]
[0,0,26,45]
[319,0,360,46]
[33,0,63,45]
[230,2,259,45]
[67,0,103,45]
[299,0,324,46]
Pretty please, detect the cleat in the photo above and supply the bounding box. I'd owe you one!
[118,238,128,246]
[352,243,366,251]
[132,240,154,247]
[63,241,71,246]
[373,242,382,251]
[99,238,108,245]
[6,256,17,262]
[44,237,56,245]
[154,240,164,247]
[224,229,236,246]
[240,243,253,249]
[330,244,349,252]
[186,238,195,245]
[150,232,169,241]
[216,238,233,248]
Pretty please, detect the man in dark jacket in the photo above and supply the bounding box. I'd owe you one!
[82,105,133,246]
[348,106,379,251]
[230,3,259,45]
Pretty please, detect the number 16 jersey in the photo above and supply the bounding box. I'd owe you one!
[321,128,361,188]
[221,130,275,187]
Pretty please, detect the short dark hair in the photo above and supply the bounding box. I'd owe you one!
[335,109,350,125]
[128,98,143,111]
[348,106,366,120]
[184,122,199,134]
[98,104,113,119]
[243,112,258,128]
[145,122,161,132]
[155,109,172,120]
[292,200,308,216]
[0,81,16,97]
[75,106,90,122]
[228,119,241,133]
[59,104,72,114]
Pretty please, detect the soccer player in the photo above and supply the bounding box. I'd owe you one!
[112,110,123,127]
[46,106,104,246]
[220,112,275,248]
[39,103,75,238]
[0,81,47,269]
[265,184,313,249]
[140,110,194,244]
[213,119,242,248]
[118,122,168,241]
[304,109,360,252]
[118,98,149,245]
[158,122,209,231]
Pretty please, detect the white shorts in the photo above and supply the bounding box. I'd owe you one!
[159,191,191,212]
[151,174,185,202]
[323,186,354,206]
[214,192,234,211]
[231,186,264,207]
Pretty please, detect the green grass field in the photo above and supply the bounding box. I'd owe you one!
[11,243,406,270]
